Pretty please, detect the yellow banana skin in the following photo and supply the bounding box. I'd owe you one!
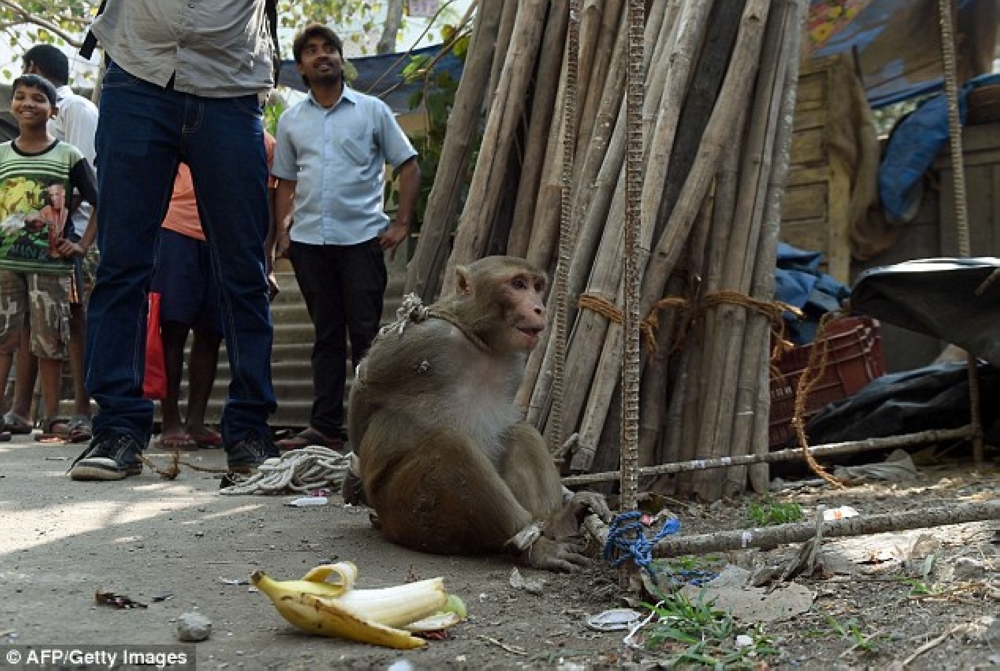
[250,562,461,649]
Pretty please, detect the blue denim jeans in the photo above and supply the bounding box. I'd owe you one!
[85,63,276,448]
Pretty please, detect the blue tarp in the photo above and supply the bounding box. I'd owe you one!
[878,72,1000,222]
[774,243,851,345]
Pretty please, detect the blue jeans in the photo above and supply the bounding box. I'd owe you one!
[85,63,276,447]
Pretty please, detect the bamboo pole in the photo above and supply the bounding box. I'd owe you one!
[662,0,749,488]
[639,0,770,317]
[576,0,626,156]
[443,0,550,296]
[517,4,616,413]
[551,1,713,465]
[522,52,572,273]
[653,0,748,242]
[561,425,974,485]
[653,499,1000,558]
[404,1,505,301]
[488,0,520,105]
[669,290,707,467]
[670,146,739,498]
[746,0,807,493]
[572,0,770,472]
[522,2,672,426]
[692,0,789,501]
[507,0,569,258]
[638,267,697,470]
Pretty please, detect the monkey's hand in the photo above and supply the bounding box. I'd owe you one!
[508,522,590,573]
[523,536,592,573]
[566,491,612,523]
[545,491,612,543]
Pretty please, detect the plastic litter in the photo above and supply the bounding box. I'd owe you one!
[823,505,860,521]
[585,608,643,632]
[287,496,329,507]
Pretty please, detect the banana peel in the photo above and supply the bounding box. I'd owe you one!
[250,562,466,649]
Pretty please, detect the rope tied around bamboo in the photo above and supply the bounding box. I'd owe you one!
[703,289,803,361]
[576,289,803,357]
[789,311,849,490]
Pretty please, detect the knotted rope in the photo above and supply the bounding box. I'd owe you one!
[578,290,802,358]
[373,292,491,353]
[219,446,350,495]
[603,510,681,575]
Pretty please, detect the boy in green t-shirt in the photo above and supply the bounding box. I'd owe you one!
[0,74,98,434]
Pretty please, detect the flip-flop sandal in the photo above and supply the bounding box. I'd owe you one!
[187,428,223,449]
[36,417,72,444]
[155,434,200,451]
[276,428,342,452]
[66,415,93,443]
[2,413,33,435]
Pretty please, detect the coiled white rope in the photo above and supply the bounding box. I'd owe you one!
[219,445,350,495]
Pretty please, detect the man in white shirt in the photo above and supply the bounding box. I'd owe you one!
[271,24,420,453]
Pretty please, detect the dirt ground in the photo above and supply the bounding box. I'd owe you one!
[0,433,997,670]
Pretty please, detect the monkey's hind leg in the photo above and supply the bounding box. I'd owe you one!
[362,428,537,557]
[499,422,565,519]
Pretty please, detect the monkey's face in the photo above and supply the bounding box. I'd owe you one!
[498,272,547,352]
[456,257,549,354]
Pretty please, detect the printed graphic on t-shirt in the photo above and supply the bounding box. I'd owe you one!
[0,174,73,273]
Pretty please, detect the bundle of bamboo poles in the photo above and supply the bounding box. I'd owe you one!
[405,0,808,501]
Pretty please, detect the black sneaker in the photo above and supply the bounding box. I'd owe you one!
[69,433,144,481]
[226,436,279,474]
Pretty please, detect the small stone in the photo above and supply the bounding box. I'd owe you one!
[952,557,986,580]
[176,611,212,642]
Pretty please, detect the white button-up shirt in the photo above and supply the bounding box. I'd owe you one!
[271,87,417,246]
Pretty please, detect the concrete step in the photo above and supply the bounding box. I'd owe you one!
[154,265,407,432]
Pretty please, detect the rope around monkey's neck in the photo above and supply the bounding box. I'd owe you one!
[376,293,491,353]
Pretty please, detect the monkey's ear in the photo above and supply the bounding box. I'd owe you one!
[456,265,474,295]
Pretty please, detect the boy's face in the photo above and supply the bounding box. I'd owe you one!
[297,35,343,86]
[11,84,55,126]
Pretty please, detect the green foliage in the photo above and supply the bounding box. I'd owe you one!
[263,96,286,137]
[872,97,923,137]
[821,615,888,655]
[746,498,804,526]
[0,2,92,78]
[639,591,779,669]
[393,27,473,233]
[896,552,939,596]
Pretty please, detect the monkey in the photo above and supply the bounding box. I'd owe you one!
[343,256,610,572]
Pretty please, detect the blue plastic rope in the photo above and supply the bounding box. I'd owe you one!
[603,510,681,573]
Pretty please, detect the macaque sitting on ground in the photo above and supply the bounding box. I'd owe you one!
[344,256,610,572]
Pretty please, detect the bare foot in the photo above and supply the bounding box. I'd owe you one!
[156,429,198,451]
[187,425,223,448]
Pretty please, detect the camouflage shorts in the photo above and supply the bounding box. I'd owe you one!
[71,244,99,306]
[0,270,72,360]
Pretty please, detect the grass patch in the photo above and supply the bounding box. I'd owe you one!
[746,499,804,526]
[637,591,779,669]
